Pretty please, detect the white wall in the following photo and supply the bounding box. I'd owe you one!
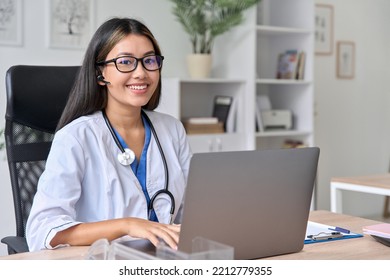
[0,0,192,257]
[314,0,390,216]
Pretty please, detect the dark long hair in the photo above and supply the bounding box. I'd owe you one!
[56,17,163,131]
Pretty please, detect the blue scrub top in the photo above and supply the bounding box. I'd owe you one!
[113,115,158,222]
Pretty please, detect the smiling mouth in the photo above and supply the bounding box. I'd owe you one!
[128,85,147,90]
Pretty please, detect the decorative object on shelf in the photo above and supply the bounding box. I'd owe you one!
[169,0,261,78]
[0,0,23,46]
[48,0,95,49]
[186,53,212,78]
[315,4,333,55]
[336,41,355,79]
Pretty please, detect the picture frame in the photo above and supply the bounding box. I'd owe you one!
[0,0,23,46]
[336,41,355,79]
[315,4,333,55]
[47,0,95,49]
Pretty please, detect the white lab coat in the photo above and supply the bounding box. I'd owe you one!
[26,110,192,251]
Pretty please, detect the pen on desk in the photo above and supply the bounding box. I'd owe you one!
[307,232,343,241]
[328,226,350,234]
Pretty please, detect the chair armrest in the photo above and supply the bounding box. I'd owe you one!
[1,236,29,254]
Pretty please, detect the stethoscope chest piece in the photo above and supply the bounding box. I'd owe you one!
[117,148,135,166]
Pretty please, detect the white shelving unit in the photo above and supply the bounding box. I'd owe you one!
[254,0,314,150]
[160,78,249,153]
[159,0,314,153]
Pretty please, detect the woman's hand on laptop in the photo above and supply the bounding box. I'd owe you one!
[126,218,181,249]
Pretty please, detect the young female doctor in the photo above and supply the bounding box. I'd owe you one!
[26,17,192,251]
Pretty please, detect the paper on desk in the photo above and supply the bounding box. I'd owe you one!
[305,221,363,244]
[362,223,390,239]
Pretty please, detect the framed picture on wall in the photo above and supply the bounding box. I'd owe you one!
[315,4,333,55]
[337,41,355,79]
[0,0,23,46]
[47,0,95,49]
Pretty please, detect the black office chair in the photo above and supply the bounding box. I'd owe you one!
[1,65,80,254]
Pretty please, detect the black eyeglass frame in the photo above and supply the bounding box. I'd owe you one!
[96,55,164,73]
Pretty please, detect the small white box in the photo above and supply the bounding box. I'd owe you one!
[261,110,292,129]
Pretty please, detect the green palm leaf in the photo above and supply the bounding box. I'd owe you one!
[170,0,261,53]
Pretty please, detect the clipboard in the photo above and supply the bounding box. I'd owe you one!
[304,221,363,244]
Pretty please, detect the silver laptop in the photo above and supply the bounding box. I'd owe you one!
[177,147,319,259]
[123,147,319,259]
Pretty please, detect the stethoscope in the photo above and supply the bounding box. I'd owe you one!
[102,110,175,223]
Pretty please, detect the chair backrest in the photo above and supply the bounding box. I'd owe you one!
[5,65,80,239]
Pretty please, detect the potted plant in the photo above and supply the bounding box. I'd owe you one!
[169,0,261,78]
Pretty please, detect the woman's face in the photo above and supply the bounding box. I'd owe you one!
[101,34,160,114]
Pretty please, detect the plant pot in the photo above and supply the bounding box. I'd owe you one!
[187,54,212,79]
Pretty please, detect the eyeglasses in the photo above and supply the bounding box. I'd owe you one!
[96,55,164,73]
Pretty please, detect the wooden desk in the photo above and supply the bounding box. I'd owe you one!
[1,211,389,260]
[330,174,390,215]
[266,210,390,260]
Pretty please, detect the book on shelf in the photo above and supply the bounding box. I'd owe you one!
[276,50,306,80]
[295,51,306,80]
[283,140,307,148]
[276,49,298,79]
[225,97,237,133]
[255,103,264,132]
[212,95,233,132]
[255,95,272,132]
[184,117,219,124]
[183,122,224,135]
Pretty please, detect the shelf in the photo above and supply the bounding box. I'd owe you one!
[256,25,312,35]
[174,78,246,84]
[188,132,239,137]
[256,79,312,85]
[161,78,246,153]
[188,133,247,153]
[253,0,314,149]
[160,0,314,152]
[256,130,312,138]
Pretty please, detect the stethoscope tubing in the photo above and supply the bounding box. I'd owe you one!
[141,111,175,216]
[102,110,175,221]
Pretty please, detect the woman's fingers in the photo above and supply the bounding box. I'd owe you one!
[126,218,181,249]
[149,223,180,249]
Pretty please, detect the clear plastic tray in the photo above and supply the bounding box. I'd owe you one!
[86,237,234,260]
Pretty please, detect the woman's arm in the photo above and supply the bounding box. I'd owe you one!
[50,217,180,249]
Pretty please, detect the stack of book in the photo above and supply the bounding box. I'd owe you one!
[283,140,306,148]
[183,117,224,134]
[183,95,234,135]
